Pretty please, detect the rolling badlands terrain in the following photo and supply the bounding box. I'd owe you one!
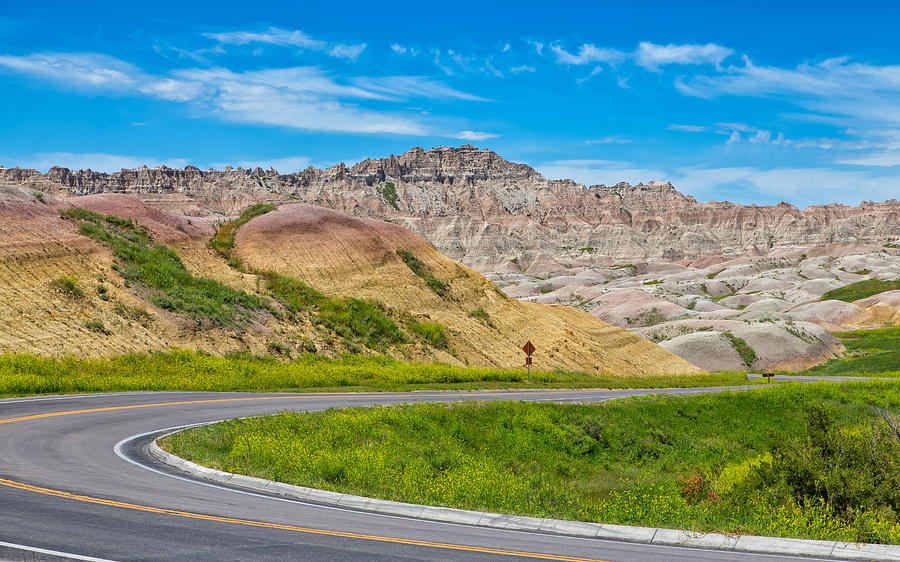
[2,145,898,372]
[0,184,699,375]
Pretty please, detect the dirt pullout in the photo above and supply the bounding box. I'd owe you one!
[233,203,703,375]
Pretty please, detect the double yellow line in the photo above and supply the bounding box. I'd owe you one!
[0,394,608,561]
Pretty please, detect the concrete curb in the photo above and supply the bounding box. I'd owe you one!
[149,433,900,561]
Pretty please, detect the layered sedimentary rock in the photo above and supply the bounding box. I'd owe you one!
[3,145,899,271]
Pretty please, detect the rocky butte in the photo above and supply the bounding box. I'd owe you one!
[3,145,899,272]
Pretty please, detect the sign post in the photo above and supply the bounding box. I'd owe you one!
[522,341,535,383]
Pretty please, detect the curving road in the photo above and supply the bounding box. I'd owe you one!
[0,387,841,561]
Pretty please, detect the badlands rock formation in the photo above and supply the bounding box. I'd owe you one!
[497,251,900,371]
[3,145,898,372]
[3,145,899,271]
[0,185,701,376]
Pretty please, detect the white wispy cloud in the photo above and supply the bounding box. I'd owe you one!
[668,124,710,132]
[453,130,499,141]
[585,136,632,144]
[635,42,733,71]
[510,65,535,74]
[0,52,204,101]
[675,56,900,128]
[328,43,367,61]
[203,27,326,50]
[349,76,490,101]
[9,152,190,172]
[837,153,900,167]
[0,49,495,137]
[204,27,367,61]
[670,165,900,206]
[550,43,626,65]
[174,67,427,135]
[0,52,138,89]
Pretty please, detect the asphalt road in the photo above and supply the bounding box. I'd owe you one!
[0,387,842,561]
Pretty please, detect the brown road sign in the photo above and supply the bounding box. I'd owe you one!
[522,341,535,356]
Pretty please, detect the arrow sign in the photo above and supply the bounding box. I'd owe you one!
[522,341,535,356]
[522,341,535,382]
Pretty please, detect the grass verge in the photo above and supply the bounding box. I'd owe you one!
[804,326,900,377]
[0,349,747,396]
[822,279,900,302]
[163,381,900,544]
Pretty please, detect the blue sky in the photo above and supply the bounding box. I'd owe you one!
[2,0,900,206]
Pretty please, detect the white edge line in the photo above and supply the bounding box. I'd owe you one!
[0,539,117,562]
[115,423,842,561]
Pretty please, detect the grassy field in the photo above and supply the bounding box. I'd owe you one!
[822,279,900,302]
[804,326,900,376]
[0,350,747,397]
[164,381,900,544]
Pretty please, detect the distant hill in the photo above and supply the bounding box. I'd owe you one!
[3,145,898,273]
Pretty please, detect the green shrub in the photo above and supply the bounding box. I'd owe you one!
[737,405,900,541]
[261,271,324,313]
[50,275,83,298]
[379,182,400,210]
[114,302,153,325]
[84,320,109,334]
[408,320,449,348]
[267,342,291,356]
[315,297,407,349]
[468,308,494,327]
[396,249,449,297]
[537,283,554,294]
[33,192,46,204]
[723,331,756,367]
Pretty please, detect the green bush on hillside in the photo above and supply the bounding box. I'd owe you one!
[315,297,407,349]
[723,331,757,367]
[50,275,84,298]
[408,320,449,348]
[396,249,449,297]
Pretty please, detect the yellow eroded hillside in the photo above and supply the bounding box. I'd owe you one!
[233,204,703,375]
[0,189,701,375]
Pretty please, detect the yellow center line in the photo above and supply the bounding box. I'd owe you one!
[0,390,583,426]
[0,477,606,561]
[0,393,612,561]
